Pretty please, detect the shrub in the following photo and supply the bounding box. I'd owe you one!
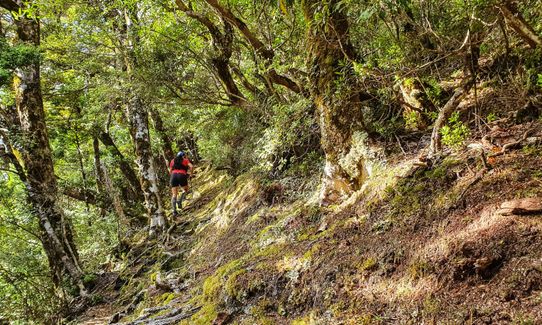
[440,112,470,149]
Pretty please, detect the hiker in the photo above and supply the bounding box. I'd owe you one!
[169,151,193,217]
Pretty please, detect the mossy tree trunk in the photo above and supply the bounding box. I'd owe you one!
[123,8,166,235]
[125,95,166,234]
[2,1,86,294]
[303,0,374,205]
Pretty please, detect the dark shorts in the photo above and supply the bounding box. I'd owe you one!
[170,173,188,187]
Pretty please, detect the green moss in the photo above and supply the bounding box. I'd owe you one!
[407,259,433,279]
[246,212,262,225]
[302,244,321,261]
[359,257,377,271]
[246,305,275,325]
[291,317,310,325]
[159,292,176,305]
[183,303,218,325]
[522,144,542,156]
[224,269,247,301]
[82,273,98,287]
[254,243,284,259]
[422,296,440,317]
[296,232,311,241]
[202,259,244,301]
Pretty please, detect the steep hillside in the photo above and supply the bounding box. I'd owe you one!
[75,119,542,324]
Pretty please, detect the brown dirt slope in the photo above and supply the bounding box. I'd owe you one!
[76,120,542,325]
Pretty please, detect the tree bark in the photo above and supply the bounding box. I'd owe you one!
[149,109,173,195]
[149,109,174,166]
[303,0,376,205]
[93,136,106,194]
[125,95,166,234]
[3,3,86,294]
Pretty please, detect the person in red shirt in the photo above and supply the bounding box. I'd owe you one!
[169,151,193,217]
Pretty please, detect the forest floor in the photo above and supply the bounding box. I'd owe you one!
[74,118,542,325]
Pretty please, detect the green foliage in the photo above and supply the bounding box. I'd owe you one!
[440,112,470,149]
[373,116,404,141]
[486,112,498,123]
[404,111,421,130]
[359,257,377,271]
[0,38,41,86]
[424,78,444,106]
[0,175,61,323]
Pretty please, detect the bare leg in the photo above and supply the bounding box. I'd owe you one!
[171,186,179,215]
[179,185,190,209]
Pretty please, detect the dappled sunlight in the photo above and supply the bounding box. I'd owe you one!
[355,274,439,304]
[413,205,510,262]
[209,179,259,230]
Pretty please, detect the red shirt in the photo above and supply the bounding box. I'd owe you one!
[170,158,190,174]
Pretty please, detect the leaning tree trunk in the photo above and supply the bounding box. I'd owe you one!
[10,9,86,294]
[496,1,541,49]
[126,95,166,234]
[303,0,377,205]
[98,130,143,202]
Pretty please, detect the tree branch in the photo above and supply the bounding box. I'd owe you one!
[204,0,274,60]
[0,0,19,12]
[203,0,305,95]
[175,0,246,106]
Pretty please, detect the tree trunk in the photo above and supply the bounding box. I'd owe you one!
[93,136,106,193]
[497,1,541,49]
[126,95,166,234]
[148,109,172,197]
[98,130,143,202]
[8,8,86,294]
[149,109,175,166]
[303,0,376,205]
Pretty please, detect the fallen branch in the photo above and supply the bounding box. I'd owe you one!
[489,128,536,157]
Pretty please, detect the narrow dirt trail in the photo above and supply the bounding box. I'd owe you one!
[77,305,114,325]
[73,166,218,324]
